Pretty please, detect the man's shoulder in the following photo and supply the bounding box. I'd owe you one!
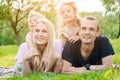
[96,36,109,43]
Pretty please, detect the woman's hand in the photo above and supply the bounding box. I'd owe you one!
[24,48,40,60]
[33,56,41,71]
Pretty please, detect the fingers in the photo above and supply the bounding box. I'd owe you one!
[69,38,76,43]
[62,67,75,74]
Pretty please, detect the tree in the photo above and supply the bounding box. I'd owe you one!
[0,0,56,45]
[102,0,120,38]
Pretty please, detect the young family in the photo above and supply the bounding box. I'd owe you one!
[14,1,114,75]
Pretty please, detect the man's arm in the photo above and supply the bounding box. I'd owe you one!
[62,60,72,73]
[90,55,113,70]
[62,60,89,74]
[62,55,113,74]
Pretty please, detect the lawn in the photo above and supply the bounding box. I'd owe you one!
[0,38,120,80]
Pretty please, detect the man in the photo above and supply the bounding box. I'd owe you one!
[62,16,114,74]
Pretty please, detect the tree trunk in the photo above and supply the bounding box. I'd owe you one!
[10,20,20,45]
[117,14,120,38]
[15,33,20,45]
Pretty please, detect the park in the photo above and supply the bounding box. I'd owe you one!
[0,0,120,79]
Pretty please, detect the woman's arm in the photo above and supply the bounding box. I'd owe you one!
[22,59,32,75]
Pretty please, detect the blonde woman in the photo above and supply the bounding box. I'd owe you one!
[22,17,62,75]
[15,10,44,70]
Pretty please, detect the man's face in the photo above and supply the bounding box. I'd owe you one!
[79,19,98,44]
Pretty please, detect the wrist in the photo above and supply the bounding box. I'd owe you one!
[85,64,91,70]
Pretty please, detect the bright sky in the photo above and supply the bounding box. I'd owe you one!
[56,0,105,13]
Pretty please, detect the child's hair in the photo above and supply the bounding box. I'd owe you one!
[59,1,81,27]
[28,10,44,22]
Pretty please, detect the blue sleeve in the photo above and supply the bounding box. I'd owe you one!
[99,36,114,58]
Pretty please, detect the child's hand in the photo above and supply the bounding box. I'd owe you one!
[69,36,80,43]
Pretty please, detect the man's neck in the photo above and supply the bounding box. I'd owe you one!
[80,42,94,60]
[81,43,94,52]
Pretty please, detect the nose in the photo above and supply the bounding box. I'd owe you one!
[37,31,43,37]
[85,29,90,34]
[64,12,68,16]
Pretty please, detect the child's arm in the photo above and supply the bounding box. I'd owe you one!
[26,32,34,49]
[68,27,80,43]
[58,28,68,46]
[68,35,80,43]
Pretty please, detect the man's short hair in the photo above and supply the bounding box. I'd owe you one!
[86,16,100,31]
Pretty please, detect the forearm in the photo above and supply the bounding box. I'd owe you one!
[22,59,32,75]
[90,65,107,71]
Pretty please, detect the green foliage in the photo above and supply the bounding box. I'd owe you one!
[0,0,57,45]
[1,69,120,80]
[102,0,120,14]
[0,45,18,66]
[0,0,119,45]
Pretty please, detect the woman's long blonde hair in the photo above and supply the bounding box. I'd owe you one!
[33,17,56,72]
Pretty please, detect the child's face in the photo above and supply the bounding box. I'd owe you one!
[28,16,38,31]
[60,4,75,24]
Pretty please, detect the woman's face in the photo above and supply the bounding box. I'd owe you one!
[60,4,75,24]
[34,22,48,46]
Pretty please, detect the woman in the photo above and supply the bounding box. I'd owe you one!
[14,10,44,70]
[22,17,62,75]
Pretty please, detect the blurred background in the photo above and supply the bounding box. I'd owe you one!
[0,0,119,45]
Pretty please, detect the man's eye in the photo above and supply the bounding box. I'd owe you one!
[90,28,95,31]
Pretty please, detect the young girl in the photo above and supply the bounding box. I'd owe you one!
[58,1,81,46]
[26,10,44,49]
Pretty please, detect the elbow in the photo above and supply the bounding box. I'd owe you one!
[103,64,113,69]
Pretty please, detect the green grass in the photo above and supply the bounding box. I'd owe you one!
[0,38,120,80]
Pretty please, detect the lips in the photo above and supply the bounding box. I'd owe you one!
[83,36,91,39]
[36,37,44,40]
[30,25,34,28]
